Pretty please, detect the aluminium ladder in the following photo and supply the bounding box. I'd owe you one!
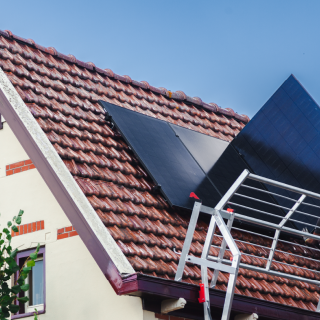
[175,170,320,320]
[174,172,245,320]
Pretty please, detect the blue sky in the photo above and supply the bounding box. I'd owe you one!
[1,1,320,118]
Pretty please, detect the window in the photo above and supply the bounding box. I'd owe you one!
[25,257,44,313]
[12,247,45,319]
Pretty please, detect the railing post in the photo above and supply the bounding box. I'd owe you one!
[266,194,306,271]
[200,215,217,320]
[215,170,250,211]
[266,229,280,271]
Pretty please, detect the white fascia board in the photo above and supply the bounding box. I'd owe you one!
[0,68,134,275]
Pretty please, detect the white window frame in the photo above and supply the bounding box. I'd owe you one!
[24,257,44,313]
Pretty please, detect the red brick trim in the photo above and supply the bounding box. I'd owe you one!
[12,220,44,237]
[6,159,35,176]
[155,314,192,320]
[57,226,78,240]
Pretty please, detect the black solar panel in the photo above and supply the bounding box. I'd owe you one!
[232,75,320,230]
[207,144,292,225]
[100,83,320,230]
[99,101,223,210]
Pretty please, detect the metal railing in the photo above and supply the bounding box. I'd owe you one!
[175,169,320,320]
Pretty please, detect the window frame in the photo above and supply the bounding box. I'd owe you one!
[12,247,46,319]
[24,256,45,313]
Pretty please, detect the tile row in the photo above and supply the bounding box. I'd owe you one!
[0,34,249,123]
[2,54,245,139]
[12,78,240,140]
[5,62,241,127]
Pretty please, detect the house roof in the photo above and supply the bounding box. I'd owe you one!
[0,29,319,314]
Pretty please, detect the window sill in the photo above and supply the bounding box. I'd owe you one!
[11,309,45,319]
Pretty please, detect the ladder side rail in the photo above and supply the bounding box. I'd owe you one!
[199,168,249,266]
[174,200,202,282]
[214,211,241,260]
[201,216,217,320]
[201,263,212,320]
[214,210,241,320]
[208,170,249,289]
[221,254,241,320]
[210,212,235,288]
[201,210,241,320]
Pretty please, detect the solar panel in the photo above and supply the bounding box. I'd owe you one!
[99,101,223,210]
[232,75,320,230]
[206,144,292,225]
[100,88,316,229]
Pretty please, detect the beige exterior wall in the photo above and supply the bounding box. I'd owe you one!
[0,122,157,320]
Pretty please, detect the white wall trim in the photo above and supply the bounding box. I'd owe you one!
[0,67,134,275]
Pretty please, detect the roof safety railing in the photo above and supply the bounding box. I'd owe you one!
[174,169,320,320]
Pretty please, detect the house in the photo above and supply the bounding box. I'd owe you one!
[0,29,319,320]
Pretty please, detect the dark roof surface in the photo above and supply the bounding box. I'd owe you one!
[0,29,319,312]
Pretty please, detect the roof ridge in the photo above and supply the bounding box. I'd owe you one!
[0,29,249,123]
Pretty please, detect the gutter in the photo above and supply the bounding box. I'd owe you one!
[118,273,320,320]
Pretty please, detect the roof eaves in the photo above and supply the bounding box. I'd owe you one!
[121,274,320,320]
[0,67,134,282]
